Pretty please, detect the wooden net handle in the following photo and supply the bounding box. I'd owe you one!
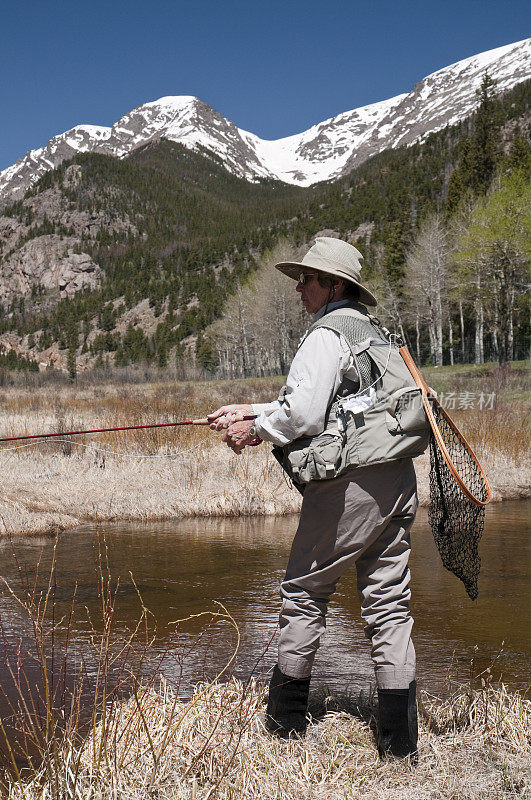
[399,346,430,396]
[399,347,491,506]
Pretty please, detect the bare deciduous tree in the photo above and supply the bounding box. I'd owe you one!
[209,240,309,378]
[405,214,450,366]
[454,171,530,365]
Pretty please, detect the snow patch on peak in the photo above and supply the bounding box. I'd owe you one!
[63,125,112,149]
[328,93,408,126]
[70,124,111,136]
[424,38,529,81]
[239,93,410,186]
[143,95,199,109]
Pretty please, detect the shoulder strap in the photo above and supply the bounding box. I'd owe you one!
[308,306,390,357]
[300,306,393,396]
[300,305,385,348]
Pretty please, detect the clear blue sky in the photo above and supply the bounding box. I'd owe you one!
[1,0,529,171]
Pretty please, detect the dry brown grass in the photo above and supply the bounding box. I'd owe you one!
[4,678,529,799]
[1,372,529,538]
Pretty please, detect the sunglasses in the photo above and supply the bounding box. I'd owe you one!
[298,272,317,285]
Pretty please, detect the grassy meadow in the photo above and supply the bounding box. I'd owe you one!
[0,361,529,538]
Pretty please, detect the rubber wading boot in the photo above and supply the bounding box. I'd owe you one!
[377,680,418,760]
[265,665,311,738]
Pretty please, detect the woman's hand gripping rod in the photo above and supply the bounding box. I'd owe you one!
[207,405,262,454]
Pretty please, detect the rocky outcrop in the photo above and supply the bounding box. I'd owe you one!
[0,180,137,306]
[22,187,135,239]
[0,235,101,304]
[0,215,26,253]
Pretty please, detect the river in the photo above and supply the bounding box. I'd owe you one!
[0,500,529,701]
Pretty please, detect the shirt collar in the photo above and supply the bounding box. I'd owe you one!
[314,298,366,320]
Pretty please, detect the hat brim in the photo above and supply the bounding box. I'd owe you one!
[275,261,378,307]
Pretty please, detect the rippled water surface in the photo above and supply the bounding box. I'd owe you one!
[0,500,529,697]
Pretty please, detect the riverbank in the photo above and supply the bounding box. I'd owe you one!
[1,365,529,538]
[5,679,529,799]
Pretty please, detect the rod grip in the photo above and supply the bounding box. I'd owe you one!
[201,413,258,425]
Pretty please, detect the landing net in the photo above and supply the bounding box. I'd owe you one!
[399,347,491,600]
[428,402,489,600]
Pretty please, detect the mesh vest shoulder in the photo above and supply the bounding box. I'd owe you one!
[273,307,430,486]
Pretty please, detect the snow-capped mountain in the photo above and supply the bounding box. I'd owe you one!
[1,38,529,201]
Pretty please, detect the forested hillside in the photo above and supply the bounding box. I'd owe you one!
[0,76,529,378]
[0,143,312,373]
[229,75,529,374]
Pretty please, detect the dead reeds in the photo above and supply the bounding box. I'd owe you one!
[0,536,247,798]
[3,677,529,799]
[1,369,529,538]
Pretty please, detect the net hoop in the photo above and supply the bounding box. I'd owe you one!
[400,347,491,507]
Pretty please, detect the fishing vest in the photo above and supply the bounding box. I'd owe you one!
[272,305,430,486]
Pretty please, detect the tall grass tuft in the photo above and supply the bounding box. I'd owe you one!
[2,675,529,798]
[0,535,243,798]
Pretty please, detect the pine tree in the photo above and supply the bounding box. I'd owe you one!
[67,344,77,382]
[383,218,409,296]
[507,128,531,175]
[469,72,502,195]
[196,333,218,373]
[445,137,473,217]
[445,74,503,215]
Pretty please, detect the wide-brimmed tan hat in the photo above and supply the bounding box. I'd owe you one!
[275,236,377,306]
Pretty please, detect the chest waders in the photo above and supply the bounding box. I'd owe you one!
[272,306,430,489]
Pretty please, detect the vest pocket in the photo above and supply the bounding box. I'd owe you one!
[281,432,345,484]
[386,387,428,435]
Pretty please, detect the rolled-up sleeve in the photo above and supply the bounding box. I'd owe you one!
[253,329,351,446]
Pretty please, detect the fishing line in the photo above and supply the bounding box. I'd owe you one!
[0,438,204,459]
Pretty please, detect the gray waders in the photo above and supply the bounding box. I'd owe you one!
[266,459,419,756]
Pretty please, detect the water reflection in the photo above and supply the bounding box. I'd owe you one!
[0,501,528,698]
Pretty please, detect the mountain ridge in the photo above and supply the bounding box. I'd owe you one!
[0,72,528,374]
[1,38,529,203]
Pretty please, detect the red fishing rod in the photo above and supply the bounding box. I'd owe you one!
[0,415,260,444]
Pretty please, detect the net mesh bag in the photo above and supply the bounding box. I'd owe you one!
[428,402,489,600]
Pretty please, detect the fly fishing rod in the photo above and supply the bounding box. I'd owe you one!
[0,416,258,444]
